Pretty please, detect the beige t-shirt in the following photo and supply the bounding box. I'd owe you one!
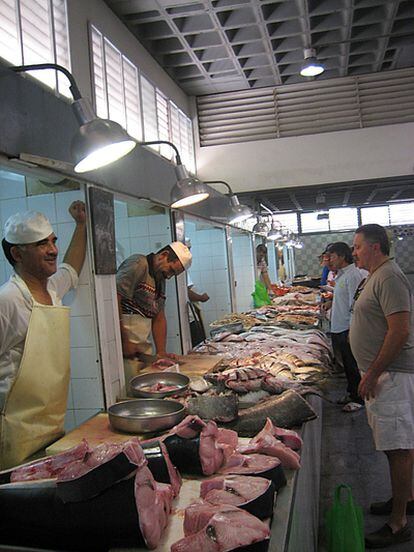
[349,260,414,373]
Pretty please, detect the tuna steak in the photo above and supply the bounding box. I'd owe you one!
[7,440,89,484]
[0,442,173,551]
[200,475,275,519]
[237,434,300,470]
[172,503,270,552]
[163,417,225,476]
[219,453,286,490]
[141,440,182,497]
[253,418,303,451]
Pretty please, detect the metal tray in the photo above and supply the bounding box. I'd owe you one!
[130,372,189,398]
[108,399,185,434]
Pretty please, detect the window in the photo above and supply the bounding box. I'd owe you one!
[328,207,358,231]
[360,205,390,226]
[91,26,143,141]
[156,90,171,159]
[90,24,195,173]
[273,212,299,234]
[301,212,329,233]
[0,0,70,96]
[141,75,158,150]
[389,202,414,225]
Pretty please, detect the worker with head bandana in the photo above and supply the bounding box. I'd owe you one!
[116,242,192,361]
[0,201,87,469]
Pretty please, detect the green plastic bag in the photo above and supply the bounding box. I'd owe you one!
[325,484,365,552]
[252,280,272,308]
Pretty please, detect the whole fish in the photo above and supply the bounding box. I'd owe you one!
[186,393,239,422]
[225,390,317,436]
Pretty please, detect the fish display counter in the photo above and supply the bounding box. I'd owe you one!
[0,285,327,551]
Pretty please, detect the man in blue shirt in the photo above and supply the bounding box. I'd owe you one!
[325,242,366,411]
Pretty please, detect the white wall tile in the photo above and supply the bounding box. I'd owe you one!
[128,237,150,256]
[78,256,91,285]
[0,197,28,223]
[27,194,57,223]
[74,409,102,426]
[72,378,104,409]
[71,347,100,379]
[4,262,13,279]
[55,190,83,222]
[114,200,128,218]
[116,238,131,266]
[64,410,76,432]
[128,216,149,237]
[104,300,117,343]
[66,381,74,410]
[148,214,169,234]
[115,217,129,239]
[55,221,76,259]
[149,234,170,252]
[0,261,6,286]
[70,316,96,347]
[0,170,26,200]
[63,284,93,316]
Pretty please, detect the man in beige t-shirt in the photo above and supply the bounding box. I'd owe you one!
[349,223,414,549]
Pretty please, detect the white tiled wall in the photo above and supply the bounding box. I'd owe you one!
[266,241,278,283]
[0,170,105,432]
[114,200,182,354]
[185,221,232,329]
[232,233,255,313]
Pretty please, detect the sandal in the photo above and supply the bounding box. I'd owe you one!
[342,401,364,412]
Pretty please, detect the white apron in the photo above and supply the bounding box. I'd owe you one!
[0,303,70,469]
[122,314,153,385]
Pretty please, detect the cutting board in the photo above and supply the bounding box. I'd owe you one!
[141,354,222,377]
[45,413,150,455]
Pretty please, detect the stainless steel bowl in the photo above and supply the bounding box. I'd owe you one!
[130,372,190,398]
[108,399,185,434]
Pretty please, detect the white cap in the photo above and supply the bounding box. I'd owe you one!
[170,241,192,270]
[185,236,192,249]
[4,211,54,245]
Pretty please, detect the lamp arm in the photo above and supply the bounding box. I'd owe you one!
[204,180,233,195]
[140,140,182,164]
[11,63,82,100]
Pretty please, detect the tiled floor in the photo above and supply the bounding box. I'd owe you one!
[318,375,414,551]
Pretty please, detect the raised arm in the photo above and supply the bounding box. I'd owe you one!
[63,201,87,275]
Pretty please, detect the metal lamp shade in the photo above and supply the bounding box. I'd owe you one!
[252,221,269,235]
[71,119,136,173]
[170,176,209,208]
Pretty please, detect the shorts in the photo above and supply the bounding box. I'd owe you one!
[365,371,414,451]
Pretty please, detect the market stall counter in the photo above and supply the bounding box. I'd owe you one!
[0,286,327,551]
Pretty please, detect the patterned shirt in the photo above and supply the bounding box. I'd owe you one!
[116,254,166,318]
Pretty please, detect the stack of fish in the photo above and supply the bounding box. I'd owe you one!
[1,416,307,551]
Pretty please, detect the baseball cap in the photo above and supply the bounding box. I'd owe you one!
[4,211,54,244]
[170,241,192,270]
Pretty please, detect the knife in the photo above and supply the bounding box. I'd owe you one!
[138,353,158,365]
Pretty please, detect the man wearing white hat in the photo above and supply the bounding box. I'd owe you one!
[116,242,192,362]
[0,201,87,468]
[185,237,210,347]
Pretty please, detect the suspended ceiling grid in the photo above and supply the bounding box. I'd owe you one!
[103,0,414,95]
[238,175,414,213]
